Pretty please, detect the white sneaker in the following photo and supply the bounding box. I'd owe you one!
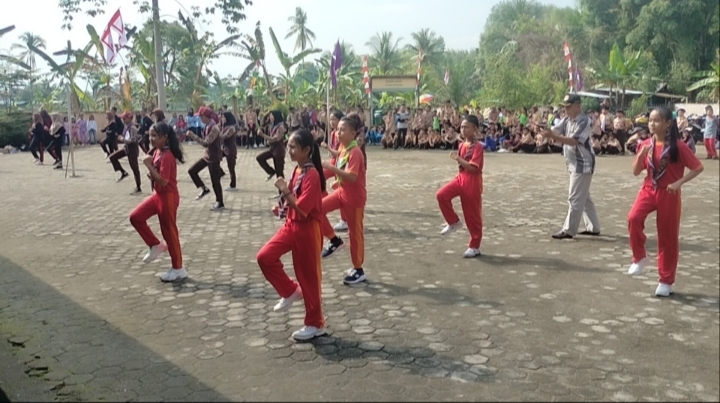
[160,267,188,282]
[627,257,648,276]
[36,160,43,166]
[655,283,673,297]
[273,287,303,312]
[463,248,481,258]
[292,326,326,341]
[33,158,39,164]
[440,221,463,235]
[143,242,168,263]
[225,186,237,192]
[333,220,348,231]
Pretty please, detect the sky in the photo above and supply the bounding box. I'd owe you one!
[2,0,576,78]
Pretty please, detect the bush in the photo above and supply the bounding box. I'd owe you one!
[0,111,32,149]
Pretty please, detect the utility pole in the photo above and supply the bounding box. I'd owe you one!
[152,0,166,112]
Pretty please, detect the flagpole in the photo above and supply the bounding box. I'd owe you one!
[326,78,330,144]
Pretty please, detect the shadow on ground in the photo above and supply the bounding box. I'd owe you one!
[0,255,229,402]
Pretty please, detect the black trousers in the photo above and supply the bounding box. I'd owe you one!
[110,148,142,189]
[519,143,536,153]
[29,136,44,161]
[188,159,224,203]
[100,137,118,155]
[225,155,237,188]
[48,138,63,162]
[256,149,284,179]
[614,130,628,154]
[394,128,407,149]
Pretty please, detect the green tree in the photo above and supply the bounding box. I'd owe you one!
[58,0,253,33]
[285,7,316,53]
[366,32,403,75]
[687,58,720,102]
[268,27,321,100]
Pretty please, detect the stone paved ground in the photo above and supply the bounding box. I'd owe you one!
[0,144,718,402]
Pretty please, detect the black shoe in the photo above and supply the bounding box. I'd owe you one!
[552,231,573,240]
[322,238,345,259]
[343,268,366,285]
[116,171,129,182]
[54,164,63,170]
[211,202,225,211]
[131,187,142,195]
[579,230,601,236]
[195,188,210,200]
[266,173,275,181]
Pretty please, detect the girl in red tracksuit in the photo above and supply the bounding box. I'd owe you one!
[322,110,349,232]
[320,113,368,286]
[257,129,327,341]
[627,107,703,297]
[129,122,187,283]
[436,115,484,258]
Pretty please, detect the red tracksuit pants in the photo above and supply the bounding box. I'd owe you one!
[257,220,324,329]
[436,175,483,249]
[323,168,347,223]
[320,191,365,269]
[703,138,718,158]
[129,192,183,269]
[628,186,681,285]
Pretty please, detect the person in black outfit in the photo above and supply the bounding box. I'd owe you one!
[257,122,286,180]
[29,113,47,165]
[138,108,154,154]
[187,107,225,210]
[48,119,65,170]
[109,111,143,193]
[100,110,121,158]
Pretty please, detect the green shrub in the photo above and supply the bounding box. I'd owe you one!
[0,111,32,148]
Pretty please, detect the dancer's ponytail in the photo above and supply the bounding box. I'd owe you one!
[312,141,327,193]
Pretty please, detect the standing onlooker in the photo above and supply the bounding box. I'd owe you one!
[702,105,718,160]
[77,114,87,146]
[541,94,601,239]
[87,114,98,145]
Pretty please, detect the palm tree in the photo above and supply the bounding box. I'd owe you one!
[269,27,321,100]
[11,32,46,108]
[237,21,275,101]
[366,32,403,75]
[285,7,316,53]
[0,26,30,70]
[12,32,46,72]
[406,28,445,88]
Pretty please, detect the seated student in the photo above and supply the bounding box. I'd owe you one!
[534,131,550,153]
[518,127,536,153]
[603,133,622,155]
[682,127,697,154]
[404,127,417,149]
[381,127,394,149]
[429,128,442,149]
[592,136,603,155]
[482,132,497,151]
[549,138,563,153]
[442,125,459,150]
[417,129,429,149]
[625,125,648,154]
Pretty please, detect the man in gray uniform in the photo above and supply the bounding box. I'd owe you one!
[541,94,601,239]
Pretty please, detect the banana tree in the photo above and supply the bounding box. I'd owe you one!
[687,60,720,102]
[268,26,320,100]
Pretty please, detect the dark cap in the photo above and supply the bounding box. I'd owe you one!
[559,94,582,107]
[630,125,648,135]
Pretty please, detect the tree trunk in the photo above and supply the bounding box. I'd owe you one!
[152,0,167,112]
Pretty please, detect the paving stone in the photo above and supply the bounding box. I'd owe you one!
[0,147,717,402]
